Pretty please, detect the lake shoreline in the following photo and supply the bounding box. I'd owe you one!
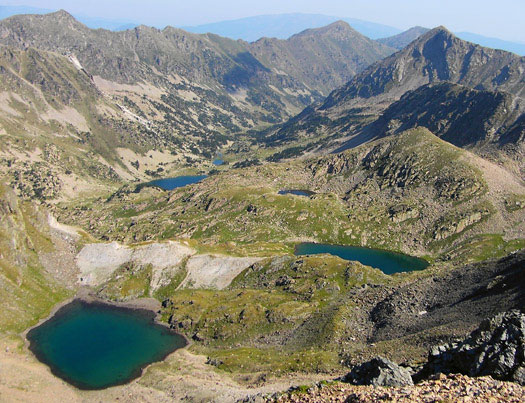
[21,287,191,391]
[294,242,430,274]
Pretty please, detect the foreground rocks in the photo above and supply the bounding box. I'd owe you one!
[420,310,525,385]
[342,357,413,387]
[273,374,525,402]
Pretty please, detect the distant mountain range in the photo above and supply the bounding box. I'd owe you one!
[455,32,525,57]
[377,26,430,49]
[1,8,522,55]
[184,14,525,55]
[0,5,138,31]
[183,13,401,41]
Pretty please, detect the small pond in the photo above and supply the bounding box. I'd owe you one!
[295,243,429,275]
[212,159,225,166]
[278,189,315,197]
[26,300,186,390]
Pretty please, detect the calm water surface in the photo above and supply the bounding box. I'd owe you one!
[278,189,315,197]
[27,300,186,390]
[295,243,429,275]
[148,175,207,190]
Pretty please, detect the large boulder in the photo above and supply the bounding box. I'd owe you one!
[420,310,525,385]
[343,357,414,387]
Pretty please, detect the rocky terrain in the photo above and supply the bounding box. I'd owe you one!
[273,374,525,402]
[272,309,525,402]
[0,9,523,403]
[265,27,525,177]
[249,21,393,95]
[55,128,525,262]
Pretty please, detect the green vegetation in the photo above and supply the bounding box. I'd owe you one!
[56,128,521,268]
[159,255,392,373]
[0,184,72,333]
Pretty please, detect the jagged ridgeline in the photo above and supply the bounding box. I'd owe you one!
[264,27,525,178]
[0,11,394,200]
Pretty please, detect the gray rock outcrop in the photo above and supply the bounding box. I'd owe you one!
[343,357,414,387]
[420,310,525,385]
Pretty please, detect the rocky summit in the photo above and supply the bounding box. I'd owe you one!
[0,5,524,402]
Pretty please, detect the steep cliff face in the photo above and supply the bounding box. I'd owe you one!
[323,26,524,110]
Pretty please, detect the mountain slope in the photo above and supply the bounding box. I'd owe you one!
[264,27,525,176]
[0,183,71,332]
[377,26,430,49]
[378,27,525,56]
[249,21,394,94]
[0,11,395,199]
[371,82,524,147]
[0,5,138,31]
[323,26,524,109]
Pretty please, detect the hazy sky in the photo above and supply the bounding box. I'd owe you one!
[2,0,524,42]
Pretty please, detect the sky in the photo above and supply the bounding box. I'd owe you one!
[2,0,524,42]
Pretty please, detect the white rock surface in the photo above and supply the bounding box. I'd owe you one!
[76,241,194,286]
[181,255,263,290]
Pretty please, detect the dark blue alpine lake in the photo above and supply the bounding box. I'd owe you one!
[295,243,429,275]
[148,175,207,190]
[26,300,186,390]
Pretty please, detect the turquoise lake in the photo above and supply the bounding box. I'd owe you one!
[295,243,429,274]
[26,300,186,390]
[148,175,207,190]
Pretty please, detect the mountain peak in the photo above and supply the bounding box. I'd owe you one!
[327,20,352,29]
[48,9,76,21]
[421,25,454,40]
[292,20,362,39]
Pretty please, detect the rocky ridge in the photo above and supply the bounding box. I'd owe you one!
[264,27,525,176]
